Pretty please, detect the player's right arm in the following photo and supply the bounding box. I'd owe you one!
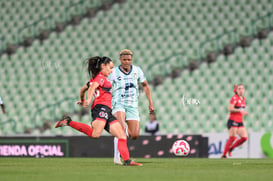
[80,85,88,100]
[82,82,100,107]
[77,82,89,106]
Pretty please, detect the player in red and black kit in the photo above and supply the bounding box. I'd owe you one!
[222,84,248,158]
[55,56,142,166]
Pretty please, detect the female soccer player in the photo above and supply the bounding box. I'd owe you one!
[55,56,142,166]
[108,49,155,164]
[222,84,248,158]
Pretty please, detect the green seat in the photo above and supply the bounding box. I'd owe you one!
[2,0,273,135]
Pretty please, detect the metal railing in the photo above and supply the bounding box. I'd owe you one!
[251,12,273,35]
[1,0,114,54]
[143,11,273,82]
[146,11,273,82]
[0,97,78,134]
[17,15,54,44]
[145,52,186,81]
[198,12,273,61]
[0,118,17,134]
[198,29,238,60]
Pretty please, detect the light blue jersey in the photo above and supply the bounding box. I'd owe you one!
[108,65,146,108]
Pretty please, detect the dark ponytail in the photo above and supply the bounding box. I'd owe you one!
[87,56,112,78]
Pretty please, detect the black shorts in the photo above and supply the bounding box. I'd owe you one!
[91,104,118,132]
[227,119,244,129]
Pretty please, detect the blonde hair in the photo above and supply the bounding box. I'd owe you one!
[120,49,133,57]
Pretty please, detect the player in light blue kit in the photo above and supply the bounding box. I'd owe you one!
[108,49,155,164]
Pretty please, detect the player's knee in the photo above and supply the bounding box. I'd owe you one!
[128,128,140,140]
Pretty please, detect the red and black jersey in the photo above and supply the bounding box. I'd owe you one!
[228,94,246,123]
[88,72,112,109]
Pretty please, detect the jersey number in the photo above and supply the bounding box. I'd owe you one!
[90,83,100,98]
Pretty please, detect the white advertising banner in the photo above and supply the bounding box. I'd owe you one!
[204,133,248,158]
[204,132,272,158]
[249,132,266,158]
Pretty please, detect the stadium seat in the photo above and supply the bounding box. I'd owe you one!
[1,0,273,134]
[140,31,273,134]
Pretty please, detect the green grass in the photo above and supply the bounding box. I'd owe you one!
[1,158,273,181]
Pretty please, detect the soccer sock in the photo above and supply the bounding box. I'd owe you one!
[69,121,93,138]
[118,138,130,162]
[230,137,247,150]
[222,136,236,156]
[114,137,121,161]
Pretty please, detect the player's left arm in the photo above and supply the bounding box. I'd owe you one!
[141,80,155,113]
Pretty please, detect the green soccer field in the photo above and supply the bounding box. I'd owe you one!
[1,158,273,181]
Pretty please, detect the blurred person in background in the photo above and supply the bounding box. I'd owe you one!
[145,111,160,135]
[0,96,6,114]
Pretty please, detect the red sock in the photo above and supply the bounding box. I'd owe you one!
[69,121,93,138]
[222,136,236,156]
[118,138,130,161]
[231,137,247,150]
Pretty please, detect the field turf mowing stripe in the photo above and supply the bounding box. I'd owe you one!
[0,158,273,181]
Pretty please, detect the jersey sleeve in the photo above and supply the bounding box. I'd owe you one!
[93,74,105,87]
[230,95,238,105]
[137,66,146,83]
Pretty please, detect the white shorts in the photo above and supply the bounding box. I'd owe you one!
[112,103,140,121]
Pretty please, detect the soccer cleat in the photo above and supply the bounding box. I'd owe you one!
[114,160,123,165]
[55,116,72,128]
[123,159,143,166]
[128,161,143,166]
[114,157,123,165]
[228,148,233,157]
[221,155,227,159]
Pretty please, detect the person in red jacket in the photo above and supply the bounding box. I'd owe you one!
[55,56,142,166]
[222,84,248,158]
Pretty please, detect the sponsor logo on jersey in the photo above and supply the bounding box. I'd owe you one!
[232,122,239,126]
[99,111,108,119]
[125,83,134,90]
